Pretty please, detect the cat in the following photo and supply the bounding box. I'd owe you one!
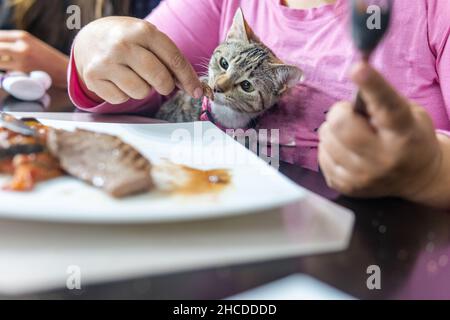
[155,8,303,130]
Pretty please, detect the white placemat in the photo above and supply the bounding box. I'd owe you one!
[0,191,354,296]
[229,274,355,300]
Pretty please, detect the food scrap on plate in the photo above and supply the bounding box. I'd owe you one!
[0,115,232,198]
[0,119,62,191]
[202,82,215,101]
[46,128,154,198]
[0,116,154,197]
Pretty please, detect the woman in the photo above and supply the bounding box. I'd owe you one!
[0,0,160,88]
[68,0,450,209]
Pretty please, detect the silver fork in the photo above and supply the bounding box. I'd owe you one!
[0,112,37,136]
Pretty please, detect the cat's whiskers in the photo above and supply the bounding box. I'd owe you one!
[195,59,212,75]
[196,62,210,68]
[194,56,212,65]
[215,95,243,114]
[156,9,303,130]
[233,100,257,113]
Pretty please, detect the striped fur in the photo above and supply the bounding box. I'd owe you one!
[156,8,303,129]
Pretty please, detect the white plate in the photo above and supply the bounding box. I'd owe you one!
[0,120,305,224]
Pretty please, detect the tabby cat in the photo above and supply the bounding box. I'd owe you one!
[155,9,303,130]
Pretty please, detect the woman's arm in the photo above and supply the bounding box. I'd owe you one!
[70,0,223,114]
[414,134,450,208]
[0,30,69,88]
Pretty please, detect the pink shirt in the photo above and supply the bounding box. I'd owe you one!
[69,0,450,171]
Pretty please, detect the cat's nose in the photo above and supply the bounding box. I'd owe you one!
[213,85,225,93]
[214,75,232,93]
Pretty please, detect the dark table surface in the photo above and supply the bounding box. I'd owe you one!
[1,89,450,300]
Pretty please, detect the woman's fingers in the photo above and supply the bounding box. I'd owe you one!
[0,42,16,56]
[319,100,388,196]
[319,63,444,204]
[0,30,24,42]
[324,101,378,155]
[318,139,377,197]
[318,146,355,193]
[143,23,203,98]
[107,65,152,101]
[0,58,17,70]
[75,17,203,103]
[319,123,365,170]
[85,79,129,105]
[128,45,175,96]
[351,62,414,132]
[0,42,18,70]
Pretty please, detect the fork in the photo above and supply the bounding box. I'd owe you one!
[0,112,37,136]
[351,0,392,116]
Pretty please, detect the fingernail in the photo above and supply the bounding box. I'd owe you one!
[193,87,204,99]
[175,81,182,90]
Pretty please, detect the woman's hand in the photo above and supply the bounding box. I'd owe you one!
[73,16,204,104]
[0,30,69,88]
[319,62,450,209]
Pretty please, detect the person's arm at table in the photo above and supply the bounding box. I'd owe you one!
[318,63,450,209]
[318,1,450,209]
[70,0,222,114]
[0,30,69,88]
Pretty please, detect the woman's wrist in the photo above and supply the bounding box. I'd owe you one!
[406,133,450,209]
[50,53,70,89]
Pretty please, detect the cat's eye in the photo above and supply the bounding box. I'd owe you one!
[240,80,254,93]
[219,57,229,70]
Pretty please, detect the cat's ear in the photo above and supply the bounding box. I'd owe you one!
[226,8,261,43]
[270,64,304,95]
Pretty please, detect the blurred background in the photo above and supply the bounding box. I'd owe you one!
[0,0,162,88]
[0,0,161,112]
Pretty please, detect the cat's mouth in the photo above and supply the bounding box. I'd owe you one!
[211,93,232,107]
[212,94,240,112]
[213,94,261,115]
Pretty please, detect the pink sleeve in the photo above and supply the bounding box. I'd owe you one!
[428,0,450,134]
[68,0,222,114]
[68,54,162,114]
